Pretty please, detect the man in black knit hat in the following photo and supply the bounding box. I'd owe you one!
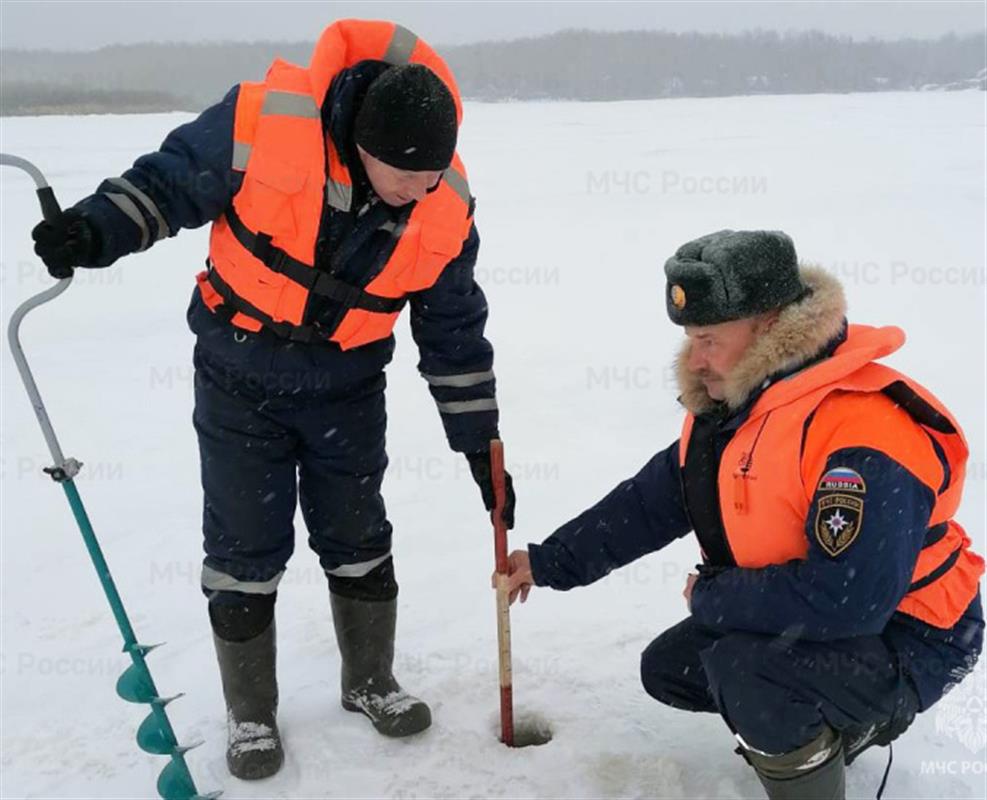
[31,20,515,780]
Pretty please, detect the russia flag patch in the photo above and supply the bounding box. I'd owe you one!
[818,466,867,494]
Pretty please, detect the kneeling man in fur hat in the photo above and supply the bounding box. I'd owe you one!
[501,230,984,799]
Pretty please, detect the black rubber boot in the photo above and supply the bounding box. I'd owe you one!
[743,729,846,800]
[845,682,919,765]
[212,621,284,780]
[330,593,432,737]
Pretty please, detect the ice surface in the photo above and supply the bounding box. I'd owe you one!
[2,91,984,798]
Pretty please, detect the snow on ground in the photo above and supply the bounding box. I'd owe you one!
[2,91,985,799]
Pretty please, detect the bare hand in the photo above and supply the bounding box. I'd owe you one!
[683,572,699,611]
[491,549,535,606]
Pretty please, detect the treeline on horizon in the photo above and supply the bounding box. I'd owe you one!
[2,27,984,116]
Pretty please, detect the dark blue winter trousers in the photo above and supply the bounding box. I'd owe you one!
[640,617,921,755]
[188,295,396,601]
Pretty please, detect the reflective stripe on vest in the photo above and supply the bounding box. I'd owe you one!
[677,325,984,629]
[326,137,352,212]
[202,20,473,350]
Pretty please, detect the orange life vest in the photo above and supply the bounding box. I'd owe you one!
[195,19,474,350]
[678,324,984,629]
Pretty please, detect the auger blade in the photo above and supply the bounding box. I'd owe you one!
[156,758,198,800]
[173,739,204,757]
[152,693,185,708]
[128,641,165,657]
[136,711,178,755]
[116,662,156,703]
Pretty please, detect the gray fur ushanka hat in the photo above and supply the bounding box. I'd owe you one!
[664,230,807,326]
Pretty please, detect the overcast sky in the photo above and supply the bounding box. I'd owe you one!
[1,1,984,51]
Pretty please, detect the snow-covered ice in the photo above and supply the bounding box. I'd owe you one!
[2,91,985,798]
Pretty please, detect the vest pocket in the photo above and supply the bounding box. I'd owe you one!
[240,156,308,238]
[403,223,466,291]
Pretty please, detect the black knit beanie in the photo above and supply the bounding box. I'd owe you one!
[354,63,458,171]
[664,230,807,326]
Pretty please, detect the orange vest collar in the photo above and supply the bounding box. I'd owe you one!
[748,324,906,420]
[308,19,463,120]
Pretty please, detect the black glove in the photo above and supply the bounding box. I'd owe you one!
[466,449,516,529]
[31,209,100,279]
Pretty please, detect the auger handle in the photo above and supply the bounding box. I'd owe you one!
[0,152,62,220]
[2,153,76,477]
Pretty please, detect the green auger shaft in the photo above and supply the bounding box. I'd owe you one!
[3,152,217,800]
[60,479,206,799]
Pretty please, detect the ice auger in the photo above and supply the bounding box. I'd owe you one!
[2,153,218,800]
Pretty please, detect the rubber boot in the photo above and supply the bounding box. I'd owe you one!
[845,683,919,765]
[743,728,846,800]
[330,593,432,737]
[213,621,284,780]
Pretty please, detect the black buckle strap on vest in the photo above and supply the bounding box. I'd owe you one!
[902,522,957,595]
[225,207,406,314]
[309,271,406,313]
[882,380,957,435]
[205,265,320,344]
[923,522,949,549]
[250,231,287,271]
[908,546,962,593]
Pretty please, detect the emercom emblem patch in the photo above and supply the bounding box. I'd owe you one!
[815,494,864,556]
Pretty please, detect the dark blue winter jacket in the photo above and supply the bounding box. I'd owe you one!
[69,62,498,454]
[528,334,983,710]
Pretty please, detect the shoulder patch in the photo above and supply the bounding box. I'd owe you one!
[818,466,866,494]
[815,494,864,557]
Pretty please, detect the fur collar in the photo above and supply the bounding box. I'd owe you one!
[675,266,847,415]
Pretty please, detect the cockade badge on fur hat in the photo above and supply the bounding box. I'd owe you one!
[664,230,807,326]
